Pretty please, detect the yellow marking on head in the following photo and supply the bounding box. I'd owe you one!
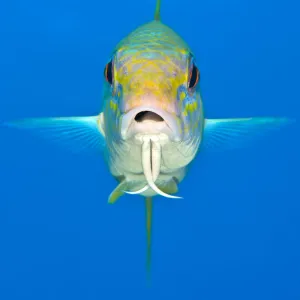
[184,126,190,134]
[115,51,188,109]
[183,101,198,115]
[110,100,118,111]
[179,91,186,102]
[179,48,189,55]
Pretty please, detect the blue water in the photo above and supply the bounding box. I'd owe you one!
[0,0,299,299]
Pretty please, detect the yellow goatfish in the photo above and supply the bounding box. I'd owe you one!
[4,0,294,278]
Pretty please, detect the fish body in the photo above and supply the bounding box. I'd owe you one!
[3,0,294,277]
[102,19,204,199]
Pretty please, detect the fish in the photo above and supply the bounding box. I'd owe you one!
[3,0,294,278]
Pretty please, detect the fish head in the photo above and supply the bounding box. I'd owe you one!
[100,21,205,198]
[102,45,204,157]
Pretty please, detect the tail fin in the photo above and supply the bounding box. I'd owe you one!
[154,0,161,21]
[145,197,153,280]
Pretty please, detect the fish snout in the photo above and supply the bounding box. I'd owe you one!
[120,106,182,142]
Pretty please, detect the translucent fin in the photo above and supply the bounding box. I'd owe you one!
[145,197,152,281]
[203,117,294,151]
[159,179,178,195]
[154,0,161,21]
[3,114,106,155]
[108,181,128,204]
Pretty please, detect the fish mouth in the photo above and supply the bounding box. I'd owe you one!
[120,106,182,142]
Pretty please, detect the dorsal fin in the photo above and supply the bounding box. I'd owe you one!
[154,0,161,21]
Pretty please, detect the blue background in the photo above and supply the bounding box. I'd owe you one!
[0,0,299,299]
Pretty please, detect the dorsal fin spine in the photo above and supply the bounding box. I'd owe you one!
[154,0,161,21]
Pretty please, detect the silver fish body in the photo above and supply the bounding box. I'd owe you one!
[101,20,205,198]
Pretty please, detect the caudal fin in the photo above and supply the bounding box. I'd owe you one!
[145,197,153,280]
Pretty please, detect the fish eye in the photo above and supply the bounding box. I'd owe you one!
[188,64,200,89]
[104,60,113,84]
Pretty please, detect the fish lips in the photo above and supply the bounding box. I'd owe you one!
[120,106,183,142]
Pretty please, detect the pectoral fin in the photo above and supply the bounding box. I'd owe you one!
[203,117,294,151]
[159,179,178,195]
[108,181,128,204]
[3,114,106,155]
